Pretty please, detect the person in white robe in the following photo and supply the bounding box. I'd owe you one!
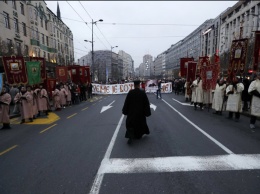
[248,72,260,129]
[191,76,203,110]
[212,79,226,115]
[226,76,244,121]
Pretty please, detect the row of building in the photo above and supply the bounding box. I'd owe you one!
[0,0,74,78]
[136,1,260,80]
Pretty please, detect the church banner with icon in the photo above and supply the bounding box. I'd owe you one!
[55,66,68,83]
[2,56,28,85]
[228,38,248,79]
[180,58,194,77]
[253,31,260,71]
[29,57,46,81]
[0,73,3,92]
[186,62,197,83]
[199,56,219,90]
[26,61,41,85]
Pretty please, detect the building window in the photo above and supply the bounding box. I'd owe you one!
[16,42,22,55]
[57,31,59,38]
[3,0,7,4]
[42,34,44,44]
[60,33,62,40]
[46,36,49,46]
[3,12,10,29]
[36,28,39,40]
[40,18,43,27]
[7,39,13,54]
[48,53,50,61]
[45,21,48,30]
[20,3,24,15]
[12,0,16,10]
[14,18,19,33]
[24,45,29,55]
[43,51,46,59]
[58,43,60,51]
[22,22,26,36]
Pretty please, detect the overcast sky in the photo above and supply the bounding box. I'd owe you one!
[45,1,237,68]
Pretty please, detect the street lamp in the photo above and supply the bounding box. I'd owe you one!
[111,46,118,83]
[85,19,103,82]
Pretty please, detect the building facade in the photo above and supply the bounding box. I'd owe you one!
[0,0,74,75]
[118,50,134,81]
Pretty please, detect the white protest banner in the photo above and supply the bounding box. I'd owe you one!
[93,82,172,94]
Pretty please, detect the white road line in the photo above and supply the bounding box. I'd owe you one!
[163,99,234,154]
[89,114,125,194]
[99,154,260,174]
[172,98,193,106]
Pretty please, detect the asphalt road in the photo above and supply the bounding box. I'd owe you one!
[0,93,259,194]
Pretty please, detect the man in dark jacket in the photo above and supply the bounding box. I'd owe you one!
[122,80,151,144]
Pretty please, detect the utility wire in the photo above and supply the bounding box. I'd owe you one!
[78,1,110,49]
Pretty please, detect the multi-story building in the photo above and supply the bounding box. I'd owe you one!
[142,54,153,78]
[153,52,166,79]
[118,50,134,80]
[219,1,260,71]
[0,0,74,76]
[79,49,126,83]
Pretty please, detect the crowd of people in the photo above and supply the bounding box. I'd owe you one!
[0,81,93,130]
[183,72,260,130]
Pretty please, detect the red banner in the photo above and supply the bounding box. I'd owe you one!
[2,56,28,85]
[68,65,80,84]
[46,78,56,98]
[186,62,197,83]
[29,57,46,81]
[228,38,248,80]
[253,31,260,71]
[85,66,91,83]
[200,55,220,90]
[55,66,68,83]
[180,58,194,77]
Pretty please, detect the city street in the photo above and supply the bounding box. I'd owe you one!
[0,93,260,194]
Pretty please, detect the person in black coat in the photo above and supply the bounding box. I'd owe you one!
[122,80,151,144]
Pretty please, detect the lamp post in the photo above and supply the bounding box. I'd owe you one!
[111,46,118,83]
[85,19,103,82]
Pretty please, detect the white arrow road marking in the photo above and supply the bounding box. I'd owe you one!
[99,154,260,174]
[172,98,193,106]
[150,103,157,111]
[100,100,115,113]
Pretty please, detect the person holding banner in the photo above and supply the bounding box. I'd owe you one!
[27,86,38,119]
[59,84,68,108]
[225,76,244,122]
[212,78,226,115]
[0,87,12,129]
[248,72,260,129]
[35,84,49,116]
[52,85,61,111]
[122,80,151,144]
[191,76,204,110]
[14,86,33,124]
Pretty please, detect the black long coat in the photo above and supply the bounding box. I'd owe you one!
[122,88,151,139]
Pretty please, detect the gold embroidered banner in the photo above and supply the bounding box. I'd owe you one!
[228,38,248,80]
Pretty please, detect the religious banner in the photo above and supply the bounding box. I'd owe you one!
[227,38,248,80]
[200,55,220,90]
[2,56,28,85]
[29,57,46,81]
[180,58,194,77]
[85,66,91,83]
[186,62,197,82]
[26,61,41,85]
[92,82,172,94]
[68,65,81,84]
[253,31,260,71]
[55,66,68,83]
[46,78,56,98]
